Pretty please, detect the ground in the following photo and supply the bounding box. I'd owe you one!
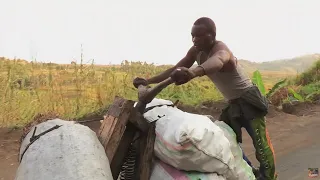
[1,102,320,180]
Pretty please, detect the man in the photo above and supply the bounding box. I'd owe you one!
[133,17,276,180]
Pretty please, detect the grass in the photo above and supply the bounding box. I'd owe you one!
[266,59,320,105]
[0,57,306,127]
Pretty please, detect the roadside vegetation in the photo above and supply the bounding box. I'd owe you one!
[0,55,319,127]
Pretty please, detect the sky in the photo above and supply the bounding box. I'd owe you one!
[0,0,319,65]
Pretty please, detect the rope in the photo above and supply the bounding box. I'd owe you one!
[20,125,62,162]
[143,99,179,114]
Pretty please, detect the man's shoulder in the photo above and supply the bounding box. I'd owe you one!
[211,41,233,55]
[186,46,200,57]
[189,45,199,54]
[213,41,229,50]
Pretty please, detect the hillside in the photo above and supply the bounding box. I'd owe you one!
[238,54,320,74]
[1,53,319,74]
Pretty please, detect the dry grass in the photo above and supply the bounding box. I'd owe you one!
[0,58,297,127]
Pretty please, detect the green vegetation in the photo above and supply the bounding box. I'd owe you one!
[252,70,287,99]
[292,60,320,102]
[252,70,267,95]
[266,59,320,105]
[0,58,222,127]
[0,55,319,128]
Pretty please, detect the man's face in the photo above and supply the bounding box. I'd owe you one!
[191,24,214,51]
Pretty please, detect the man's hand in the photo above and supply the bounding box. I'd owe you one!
[170,67,196,85]
[133,77,148,88]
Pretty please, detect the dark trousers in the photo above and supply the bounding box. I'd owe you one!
[238,116,277,180]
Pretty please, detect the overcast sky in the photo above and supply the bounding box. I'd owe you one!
[0,0,319,65]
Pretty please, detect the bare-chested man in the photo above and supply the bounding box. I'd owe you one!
[133,17,277,180]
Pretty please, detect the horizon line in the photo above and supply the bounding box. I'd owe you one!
[1,52,319,66]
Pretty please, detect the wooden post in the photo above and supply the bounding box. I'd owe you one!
[98,96,135,164]
[110,123,137,179]
[98,96,157,180]
[135,122,156,180]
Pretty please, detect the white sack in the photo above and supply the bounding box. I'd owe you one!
[214,121,256,180]
[150,159,227,180]
[15,119,113,180]
[141,98,238,179]
[140,98,255,180]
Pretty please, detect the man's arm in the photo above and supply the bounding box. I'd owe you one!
[191,49,231,77]
[147,47,197,84]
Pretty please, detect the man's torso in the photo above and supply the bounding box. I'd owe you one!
[195,41,253,100]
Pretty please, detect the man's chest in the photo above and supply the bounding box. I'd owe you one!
[196,52,235,72]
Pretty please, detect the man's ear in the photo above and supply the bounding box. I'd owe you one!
[209,32,216,41]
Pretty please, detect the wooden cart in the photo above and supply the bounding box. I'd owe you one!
[98,96,157,180]
[98,78,174,180]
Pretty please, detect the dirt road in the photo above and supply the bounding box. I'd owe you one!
[1,103,319,180]
[241,105,320,180]
[276,142,320,180]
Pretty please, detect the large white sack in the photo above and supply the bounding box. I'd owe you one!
[141,98,255,180]
[214,121,256,180]
[141,98,238,180]
[15,119,113,180]
[150,159,226,180]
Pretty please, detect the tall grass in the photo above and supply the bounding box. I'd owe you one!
[0,56,305,127]
[0,58,223,127]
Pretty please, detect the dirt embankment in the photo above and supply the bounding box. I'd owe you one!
[178,100,319,119]
[1,101,319,180]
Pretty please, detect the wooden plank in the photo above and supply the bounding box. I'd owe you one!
[110,122,137,179]
[98,96,135,162]
[135,122,156,180]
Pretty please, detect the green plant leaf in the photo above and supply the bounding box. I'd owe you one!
[305,90,320,101]
[266,78,287,98]
[252,70,266,95]
[288,88,304,101]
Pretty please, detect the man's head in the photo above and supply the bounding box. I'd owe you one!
[191,17,216,51]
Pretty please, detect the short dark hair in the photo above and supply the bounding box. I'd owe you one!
[193,17,216,37]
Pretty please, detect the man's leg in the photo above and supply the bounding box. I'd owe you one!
[239,142,263,178]
[239,143,253,167]
[243,117,277,180]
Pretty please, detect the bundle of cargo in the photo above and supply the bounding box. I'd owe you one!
[142,98,255,180]
[14,97,255,180]
[150,158,226,180]
[15,119,114,180]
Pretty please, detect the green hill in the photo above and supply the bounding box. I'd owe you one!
[238,54,320,74]
[1,53,319,74]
